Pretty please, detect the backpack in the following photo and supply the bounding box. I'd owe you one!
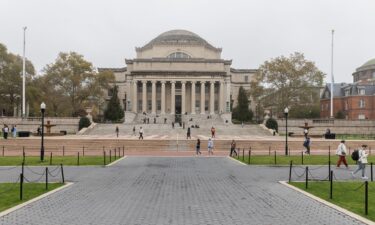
[351,150,359,161]
[303,140,308,147]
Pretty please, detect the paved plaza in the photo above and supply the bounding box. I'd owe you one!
[0,157,367,225]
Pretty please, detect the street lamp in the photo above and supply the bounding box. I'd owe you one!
[40,102,46,161]
[284,107,289,156]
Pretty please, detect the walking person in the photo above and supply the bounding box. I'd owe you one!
[115,126,119,138]
[230,140,237,157]
[336,140,348,168]
[196,139,201,155]
[303,137,311,154]
[211,127,216,138]
[208,138,214,156]
[139,127,144,140]
[12,125,17,138]
[352,144,369,179]
[3,125,8,140]
[187,127,191,139]
[133,126,136,135]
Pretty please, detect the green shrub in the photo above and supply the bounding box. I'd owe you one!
[265,118,278,132]
[79,117,91,130]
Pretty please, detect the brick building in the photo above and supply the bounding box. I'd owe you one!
[320,58,375,119]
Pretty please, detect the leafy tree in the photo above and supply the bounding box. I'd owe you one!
[0,43,35,116]
[335,111,345,119]
[289,104,320,119]
[232,86,253,122]
[104,86,124,122]
[79,116,91,130]
[43,52,114,116]
[254,52,325,116]
[265,118,278,132]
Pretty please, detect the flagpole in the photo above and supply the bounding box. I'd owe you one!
[330,29,334,118]
[22,27,27,118]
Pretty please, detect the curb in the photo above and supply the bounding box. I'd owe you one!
[227,156,247,165]
[279,181,375,225]
[0,182,74,218]
[106,156,127,167]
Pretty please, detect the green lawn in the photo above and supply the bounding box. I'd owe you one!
[290,181,375,221]
[0,183,63,212]
[234,154,375,165]
[0,155,122,166]
[336,134,375,140]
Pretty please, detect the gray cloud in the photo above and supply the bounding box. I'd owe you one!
[1,0,374,83]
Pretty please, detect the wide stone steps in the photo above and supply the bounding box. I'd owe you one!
[0,138,373,156]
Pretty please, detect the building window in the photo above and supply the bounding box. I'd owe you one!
[358,114,366,120]
[358,89,365,95]
[345,101,348,110]
[344,90,350,96]
[148,100,152,110]
[359,99,365,108]
[245,76,248,82]
[205,101,209,111]
[214,101,218,111]
[147,84,151,92]
[325,91,329,99]
[167,52,191,59]
[205,85,209,94]
[196,85,200,93]
[138,101,142,111]
[372,72,375,79]
[195,100,200,111]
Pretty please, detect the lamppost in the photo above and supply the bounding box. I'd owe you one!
[40,102,46,161]
[284,107,289,156]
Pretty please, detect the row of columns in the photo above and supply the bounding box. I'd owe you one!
[132,80,229,115]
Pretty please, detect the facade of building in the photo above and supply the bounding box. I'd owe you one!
[320,58,375,119]
[99,30,255,122]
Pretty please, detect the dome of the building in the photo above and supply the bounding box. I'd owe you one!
[361,58,375,67]
[140,29,218,50]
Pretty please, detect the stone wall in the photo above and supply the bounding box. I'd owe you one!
[277,118,375,135]
[0,117,80,134]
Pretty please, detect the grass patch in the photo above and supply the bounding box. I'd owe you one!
[233,154,375,165]
[290,181,375,221]
[0,156,122,166]
[336,134,375,140]
[0,183,63,212]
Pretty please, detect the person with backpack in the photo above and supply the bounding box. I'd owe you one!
[303,137,311,154]
[336,140,348,168]
[351,144,369,179]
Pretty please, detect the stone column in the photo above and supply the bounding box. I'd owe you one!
[219,81,224,114]
[133,80,137,113]
[161,81,166,114]
[210,81,215,115]
[171,81,175,115]
[181,81,186,114]
[191,81,196,114]
[226,81,231,112]
[200,81,205,114]
[142,81,147,113]
[151,80,156,114]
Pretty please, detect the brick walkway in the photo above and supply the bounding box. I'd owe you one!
[0,157,365,225]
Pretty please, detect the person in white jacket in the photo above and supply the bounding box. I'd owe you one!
[336,140,348,168]
[352,144,368,179]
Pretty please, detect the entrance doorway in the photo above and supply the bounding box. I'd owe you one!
[175,95,182,123]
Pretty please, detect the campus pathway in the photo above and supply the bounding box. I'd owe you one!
[0,157,366,225]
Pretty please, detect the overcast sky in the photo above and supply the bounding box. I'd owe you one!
[1,0,374,83]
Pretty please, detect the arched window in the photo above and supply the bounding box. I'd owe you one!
[167,52,191,59]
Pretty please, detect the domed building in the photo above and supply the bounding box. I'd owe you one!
[320,58,375,119]
[99,30,255,123]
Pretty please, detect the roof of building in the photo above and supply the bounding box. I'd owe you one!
[322,83,375,98]
[137,29,221,51]
[230,68,257,73]
[97,67,127,73]
[362,58,375,67]
[355,58,375,72]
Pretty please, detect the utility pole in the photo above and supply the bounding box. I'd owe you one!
[330,29,334,118]
[22,27,27,119]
